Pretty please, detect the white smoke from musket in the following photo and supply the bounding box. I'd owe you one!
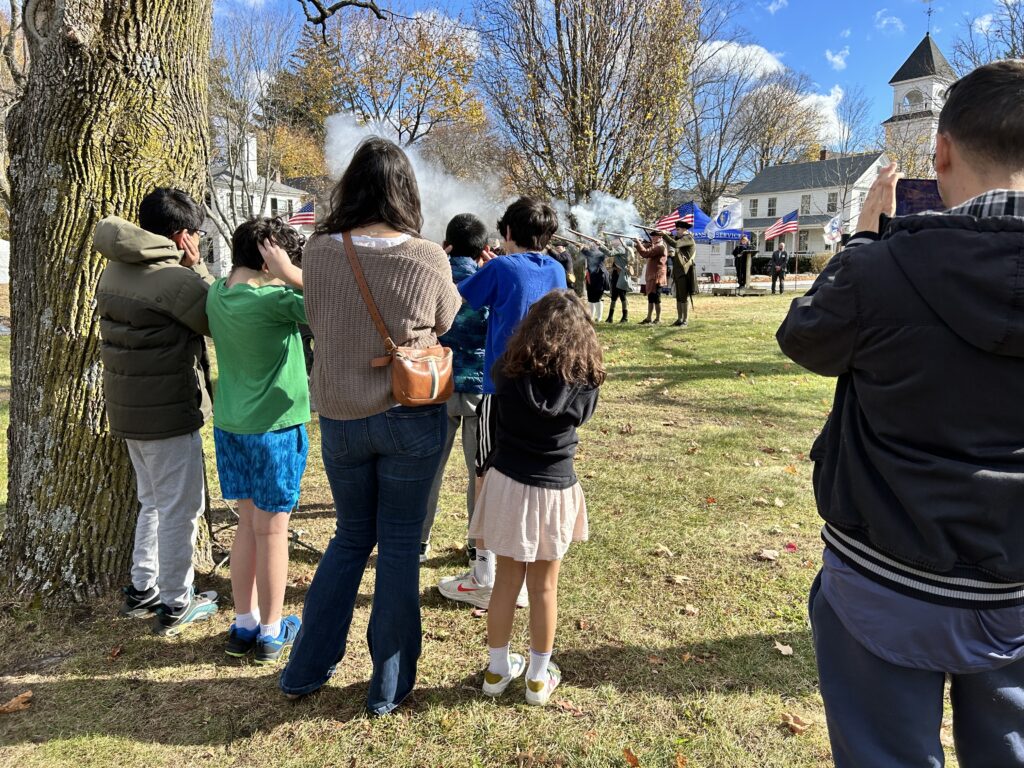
[323,112,645,244]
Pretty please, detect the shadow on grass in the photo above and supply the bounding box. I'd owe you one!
[0,631,815,747]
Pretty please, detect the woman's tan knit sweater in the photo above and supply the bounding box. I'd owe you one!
[304,233,462,420]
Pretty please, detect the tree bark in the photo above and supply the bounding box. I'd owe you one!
[4,0,212,603]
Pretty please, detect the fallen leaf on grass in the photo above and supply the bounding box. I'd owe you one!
[661,420,677,427]
[760,446,777,454]
[753,497,770,507]
[618,423,635,435]
[0,690,32,714]
[652,544,674,558]
[682,604,700,617]
[774,640,794,656]
[784,542,799,553]
[774,498,786,508]
[784,464,797,475]
[705,497,717,505]
[577,618,591,631]
[471,608,487,619]
[109,645,123,661]
[648,655,666,665]
[675,755,689,767]
[555,699,587,717]
[680,652,717,664]
[666,574,690,586]
[781,712,811,734]
[753,459,763,467]
[623,747,640,766]
[757,549,779,562]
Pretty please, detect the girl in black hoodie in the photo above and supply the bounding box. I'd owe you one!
[468,289,604,706]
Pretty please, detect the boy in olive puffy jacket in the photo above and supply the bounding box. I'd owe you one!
[94,188,218,635]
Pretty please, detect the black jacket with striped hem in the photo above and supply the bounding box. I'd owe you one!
[778,192,1024,610]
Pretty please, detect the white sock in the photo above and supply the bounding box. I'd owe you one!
[260,619,282,639]
[527,648,552,682]
[597,301,603,321]
[474,549,496,587]
[236,610,260,631]
[488,645,510,677]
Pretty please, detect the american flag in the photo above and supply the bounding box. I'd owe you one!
[653,208,682,232]
[763,210,799,240]
[288,200,315,226]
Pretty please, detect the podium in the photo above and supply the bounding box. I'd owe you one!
[712,249,767,296]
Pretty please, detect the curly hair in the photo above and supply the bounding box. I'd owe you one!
[231,216,306,270]
[502,290,606,387]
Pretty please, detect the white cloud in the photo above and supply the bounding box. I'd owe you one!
[840,28,852,38]
[802,85,846,145]
[875,9,906,34]
[825,46,850,70]
[767,0,788,14]
[701,40,786,77]
[972,13,995,34]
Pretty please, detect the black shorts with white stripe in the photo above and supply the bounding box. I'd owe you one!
[474,394,495,477]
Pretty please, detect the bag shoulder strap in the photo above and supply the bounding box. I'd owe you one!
[341,231,395,365]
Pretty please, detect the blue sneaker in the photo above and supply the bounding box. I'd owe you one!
[254,615,301,666]
[225,623,259,658]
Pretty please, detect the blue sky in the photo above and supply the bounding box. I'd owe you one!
[224,0,998,130]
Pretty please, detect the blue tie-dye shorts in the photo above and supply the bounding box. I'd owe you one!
[213,425,309,513]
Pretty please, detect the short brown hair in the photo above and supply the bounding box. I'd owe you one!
[938,60,1024,171]
[497,196,558,250]
[501,290,606,387]
[317,137,423,236]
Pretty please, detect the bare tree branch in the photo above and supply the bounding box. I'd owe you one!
[296,0,386,25]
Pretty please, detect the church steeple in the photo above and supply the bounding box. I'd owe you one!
[889,33,956,85]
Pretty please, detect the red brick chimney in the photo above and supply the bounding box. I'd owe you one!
[819,149,828,161]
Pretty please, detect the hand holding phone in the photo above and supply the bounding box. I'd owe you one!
[172,230,200,267]
[895,178,944,216]
[855,162,901,234]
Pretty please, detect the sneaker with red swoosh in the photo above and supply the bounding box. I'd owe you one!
[437,572,492,609]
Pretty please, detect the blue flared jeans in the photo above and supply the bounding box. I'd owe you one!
[280,405,446,714]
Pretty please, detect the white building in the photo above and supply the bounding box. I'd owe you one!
[201,139,310,277]
[737,151,889,255]
[882,33,956,172]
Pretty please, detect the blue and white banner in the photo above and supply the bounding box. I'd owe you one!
[705,200,744,241]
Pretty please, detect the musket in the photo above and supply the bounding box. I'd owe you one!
[632,224,665,233]
[601,231,638,240]
[567,228,602,244]
[551,233,584,247]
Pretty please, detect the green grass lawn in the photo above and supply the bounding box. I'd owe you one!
[0,289,958,767]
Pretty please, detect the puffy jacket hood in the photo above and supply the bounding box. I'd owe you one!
[511,373,598,419]
[94,215,183,267]
[886,214,1024,359]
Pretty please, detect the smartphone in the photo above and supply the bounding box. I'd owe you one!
[895,178,944,216]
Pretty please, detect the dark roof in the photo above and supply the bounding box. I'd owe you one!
[746,214,834,229]
[739,153,885,196]
[889,33,956,84]
[882,110,939,126]
[209,166,307,197]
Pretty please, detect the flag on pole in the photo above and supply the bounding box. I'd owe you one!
[763,210,799,240]
[705,199,744,240]
[288,200,316,226]
[654,208,682,232]
[823,212,844,244]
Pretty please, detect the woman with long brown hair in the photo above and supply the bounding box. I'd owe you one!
[466,289,604,706]
[278,137,461,715]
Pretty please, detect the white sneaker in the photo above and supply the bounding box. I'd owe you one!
[438,569,470,586]
[437,572,492,609]
[482,653,526,697]
[419,542,431,564]
[525,661,561,706]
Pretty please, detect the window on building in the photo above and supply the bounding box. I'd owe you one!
[287,199,294,216]
[798,230,809,252]
[767,197,777,217]
[765,238,774,252]
[827,192,838,213]
[271,197,279,217]
[800,194,811,216]
[749,199,758,217]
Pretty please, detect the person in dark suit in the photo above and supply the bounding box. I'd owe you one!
[770,242,788,294]
[732,236,752,288]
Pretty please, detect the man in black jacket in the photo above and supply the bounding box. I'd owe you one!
[769,241,787,294]
[777,61,1024,767]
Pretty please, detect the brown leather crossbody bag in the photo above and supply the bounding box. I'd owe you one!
[342,231,454,407]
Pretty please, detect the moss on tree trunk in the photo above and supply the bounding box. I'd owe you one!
[3,0,213,603]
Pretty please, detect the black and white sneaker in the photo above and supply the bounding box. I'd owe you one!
[152,590,219,636]
[120,585,161,618]
[419,541,431,564]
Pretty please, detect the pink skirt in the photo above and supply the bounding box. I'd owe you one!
[468,469,588,562]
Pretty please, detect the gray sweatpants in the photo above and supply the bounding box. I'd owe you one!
[126,431,205,609]
[421,392,482,546]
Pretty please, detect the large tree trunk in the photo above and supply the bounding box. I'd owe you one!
[3,0,213,603]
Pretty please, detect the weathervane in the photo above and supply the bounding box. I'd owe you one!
[924,0,935,33]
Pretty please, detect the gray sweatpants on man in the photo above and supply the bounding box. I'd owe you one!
[421,392,482,546]
[126,431,205,609]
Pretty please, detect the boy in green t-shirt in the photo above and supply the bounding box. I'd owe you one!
[206,216,308,665]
